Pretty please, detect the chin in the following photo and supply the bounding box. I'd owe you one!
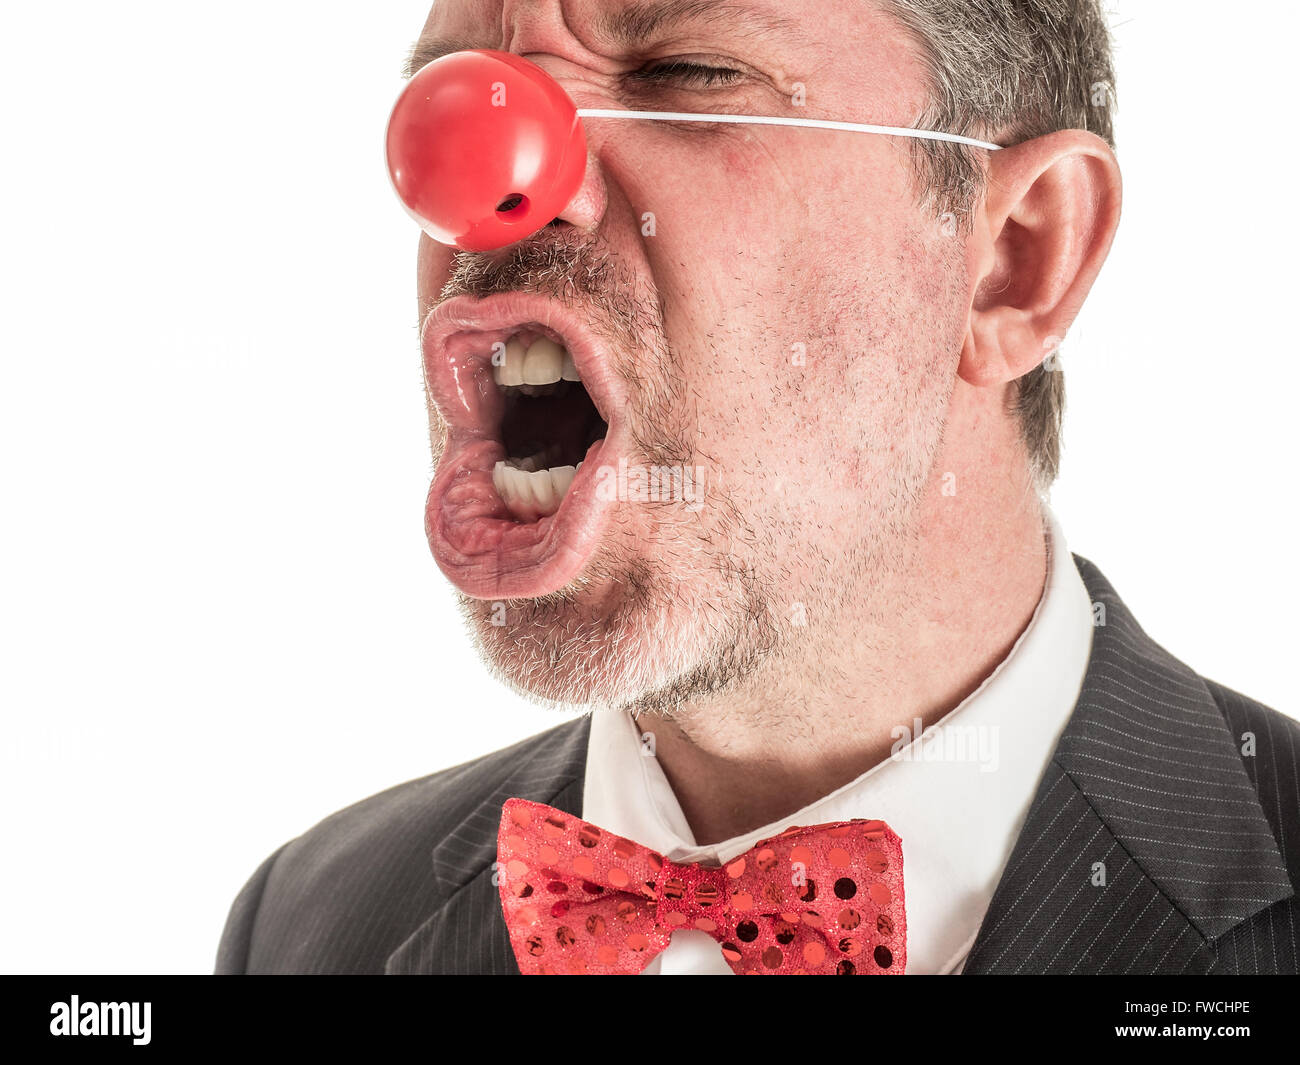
[456,553,780,715]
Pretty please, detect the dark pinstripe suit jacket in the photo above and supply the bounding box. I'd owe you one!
[215,556,1299,974]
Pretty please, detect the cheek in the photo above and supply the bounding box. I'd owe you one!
[644,146,878,434]
[626,134,952,448]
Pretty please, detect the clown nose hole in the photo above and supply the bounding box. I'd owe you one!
[495,194,530,220]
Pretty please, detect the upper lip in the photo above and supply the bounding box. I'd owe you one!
[420,291,622,440]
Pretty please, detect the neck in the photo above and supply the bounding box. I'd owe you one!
[641,436,1048,846]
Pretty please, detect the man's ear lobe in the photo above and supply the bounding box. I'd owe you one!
[959,129,1122,387]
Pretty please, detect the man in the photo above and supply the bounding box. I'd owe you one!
[216,0,1298,974]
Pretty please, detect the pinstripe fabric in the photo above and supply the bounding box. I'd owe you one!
[1199,681,1300,973]
[215,555,1298,975]
[216,717,589,974]
[962,556,1297,974]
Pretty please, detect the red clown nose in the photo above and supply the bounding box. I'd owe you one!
[386,50,588,252]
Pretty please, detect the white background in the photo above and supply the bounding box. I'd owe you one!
[1,2,1295,974]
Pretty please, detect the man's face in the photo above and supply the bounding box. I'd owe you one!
[414,0,972,713]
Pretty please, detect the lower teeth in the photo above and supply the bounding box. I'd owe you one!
[493,459,584,520]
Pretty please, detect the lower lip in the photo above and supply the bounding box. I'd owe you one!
[426,434,612,598]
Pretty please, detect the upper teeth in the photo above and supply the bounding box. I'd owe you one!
[493,336,580,387]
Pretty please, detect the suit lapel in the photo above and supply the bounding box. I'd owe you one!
[963,555,1293,973]
[385,716,591,974]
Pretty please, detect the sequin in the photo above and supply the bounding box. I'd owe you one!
[874,944,894,969]
[834,877,858,900]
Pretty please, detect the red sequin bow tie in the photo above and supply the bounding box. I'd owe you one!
[496,798,906,975]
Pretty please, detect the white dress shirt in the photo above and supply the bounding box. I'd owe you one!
[580,506,1095,974]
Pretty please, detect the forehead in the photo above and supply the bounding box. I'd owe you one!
[410,0,926,112]
[413,0,904,71]
[418,0,802,48]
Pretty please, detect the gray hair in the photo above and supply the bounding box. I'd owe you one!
[885,0,1117,491]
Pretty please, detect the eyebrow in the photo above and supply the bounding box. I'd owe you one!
[403,1,803,78]
[403,34,479,78]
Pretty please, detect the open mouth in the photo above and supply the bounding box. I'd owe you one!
[420,292,626,599]
[490,332,608,521]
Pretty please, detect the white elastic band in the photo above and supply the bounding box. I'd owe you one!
[575,109,1002,151]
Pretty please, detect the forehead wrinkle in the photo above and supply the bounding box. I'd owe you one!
[593,0,805,50]
[404,0,807,76]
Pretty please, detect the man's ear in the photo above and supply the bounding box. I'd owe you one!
[959,129,1122,387]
